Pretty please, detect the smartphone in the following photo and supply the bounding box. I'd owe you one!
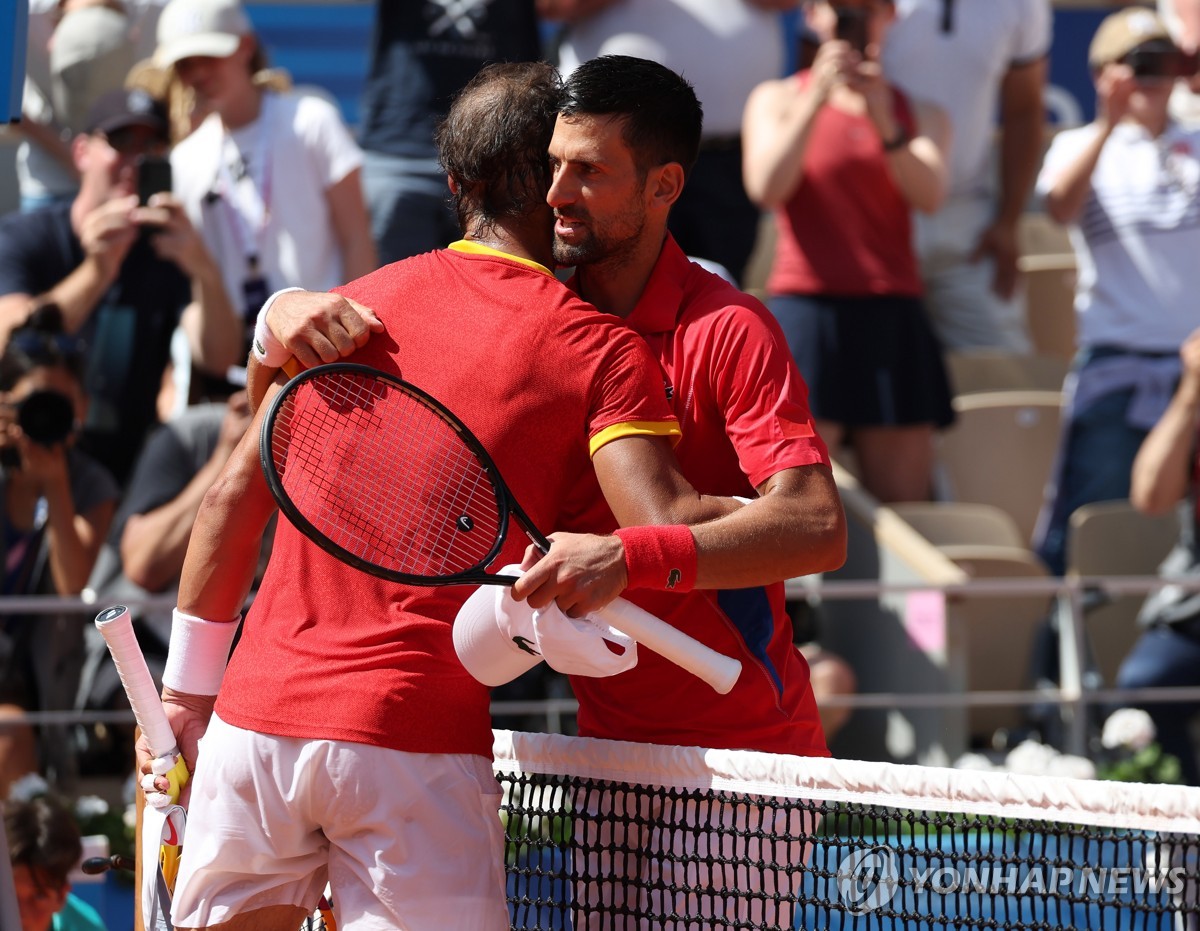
[136,155,173,207]
[834,7,869,55]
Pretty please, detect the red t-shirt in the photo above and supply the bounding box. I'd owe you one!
[766,71,923,299]
[216,244,680,758]
[563,237,833,756]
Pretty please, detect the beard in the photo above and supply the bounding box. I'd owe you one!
[552,202,647,269]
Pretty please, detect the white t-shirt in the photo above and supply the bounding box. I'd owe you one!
[1037,120,1200,351]
[555,0,784,138]
[172,90,363,335]
[883,0,1052,198]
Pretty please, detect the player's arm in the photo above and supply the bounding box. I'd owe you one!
[516,438,845,614]
[141,387,283,790]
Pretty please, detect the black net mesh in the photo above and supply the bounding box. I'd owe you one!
[495,735,1200,931]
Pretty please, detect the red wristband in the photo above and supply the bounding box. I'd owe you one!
[613,525,697,592]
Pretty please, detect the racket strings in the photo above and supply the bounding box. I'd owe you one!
[272,372,505,577]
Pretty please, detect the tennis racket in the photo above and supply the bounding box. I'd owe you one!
[94,604,188,930]
[260,362,741,695]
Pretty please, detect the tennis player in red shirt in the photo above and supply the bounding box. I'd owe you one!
[141,62,756,931]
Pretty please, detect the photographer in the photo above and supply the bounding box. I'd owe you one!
[1033,7,1200,577]
[741,0,953,503]
[0,305,118,791]
[0,87,241,486]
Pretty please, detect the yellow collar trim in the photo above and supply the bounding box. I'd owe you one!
[449,240,553,276]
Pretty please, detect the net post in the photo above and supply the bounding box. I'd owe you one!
[0,0,28,123]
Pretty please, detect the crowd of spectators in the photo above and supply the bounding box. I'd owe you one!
[1,0,1199,837]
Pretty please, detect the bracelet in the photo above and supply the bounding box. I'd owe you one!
[613,525,698,592]
[251,287,304,366]
[162,609,241,696]
[882,128,910,153]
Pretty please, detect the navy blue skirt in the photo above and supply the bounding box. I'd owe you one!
[769,293,955,429]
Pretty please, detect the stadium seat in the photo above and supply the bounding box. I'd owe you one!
[935,390,1063,546]
[1018,253,1077,362]
[945,349,1069,397]
[937,544,1053,741]
[888,501,1029,549]
[1064,499,1180,686]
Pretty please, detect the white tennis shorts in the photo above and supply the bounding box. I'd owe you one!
[171,714,509,930]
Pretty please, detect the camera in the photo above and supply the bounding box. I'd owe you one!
[834,7,869,54]
[1123,42,1194,80]
[0,389,76,469]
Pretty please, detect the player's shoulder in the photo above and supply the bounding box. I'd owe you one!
[678,261,774,331]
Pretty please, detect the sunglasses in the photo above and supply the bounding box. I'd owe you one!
[99,126,169,158]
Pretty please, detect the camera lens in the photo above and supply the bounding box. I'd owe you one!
[17,389,75,447]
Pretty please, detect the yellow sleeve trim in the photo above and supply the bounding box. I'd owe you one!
[590,421,682,457]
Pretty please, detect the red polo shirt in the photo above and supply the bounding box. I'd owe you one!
[565,236,833,756]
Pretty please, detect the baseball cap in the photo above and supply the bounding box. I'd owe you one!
[155,0,252,70]
[83,87,169,139]
[50,6,136,136]
[453,566,639,687]
[1089,7,1174,70]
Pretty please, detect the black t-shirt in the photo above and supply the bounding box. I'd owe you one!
[108,401,225,545]
[0,203,192,484]
[358,1,543,159]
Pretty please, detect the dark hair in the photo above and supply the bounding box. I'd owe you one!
[435,61,563,233]
[0,304,86,391]
[5,795,83,889]
[559,55,703,179]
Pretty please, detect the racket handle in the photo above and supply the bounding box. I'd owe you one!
[94,605,179,760]
[594,597,742,695]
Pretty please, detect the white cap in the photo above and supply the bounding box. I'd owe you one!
[156,0,252,69]
[453,566,638,686]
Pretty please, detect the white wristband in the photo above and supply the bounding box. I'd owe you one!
[251,287,304,367]
[162,609,240,696]
[733,496,754,506]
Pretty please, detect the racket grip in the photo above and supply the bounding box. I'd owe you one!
[594,597,741,695]
[94,605,180,761]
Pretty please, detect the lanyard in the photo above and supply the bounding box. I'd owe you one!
[215,93,274,271]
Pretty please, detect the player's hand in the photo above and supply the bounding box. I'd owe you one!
[136,688,214,807]
[268,291,384,367]
[970,218,1021,301]
[512,532,628,617]
[79,195,139,285]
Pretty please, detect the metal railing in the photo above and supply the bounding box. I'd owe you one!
[3,574,1199,757]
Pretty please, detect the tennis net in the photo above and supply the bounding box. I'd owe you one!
[493,730,1200,930]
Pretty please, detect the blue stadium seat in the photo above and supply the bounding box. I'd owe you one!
[245,3,373,128]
